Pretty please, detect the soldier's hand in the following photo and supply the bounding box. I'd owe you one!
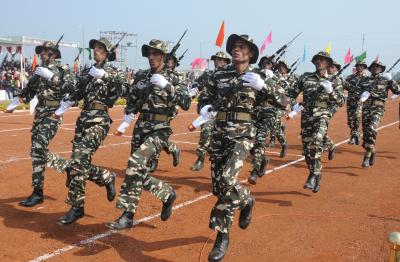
[391,94,399,100]
[243,72,265,91]
[35,66,54,80]
[89,66,106,79]
[150,74,168,88]
[383,72,392,81]
[123,113,136,123]
[321,80,333,94]
[359,91,370,102]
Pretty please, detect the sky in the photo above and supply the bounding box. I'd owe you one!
[1,0,400,74]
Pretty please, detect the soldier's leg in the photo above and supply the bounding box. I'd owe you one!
[275,111,288,158]
[20,116,61,207]
[191,120,213,171]
[249,120,269,184]
[361,106,384,167]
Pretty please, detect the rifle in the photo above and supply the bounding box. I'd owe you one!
[270,32,302,62]
[290,58,300,69]
[169,29,188,57]
[386,58,400,73]
[178,48,189,63]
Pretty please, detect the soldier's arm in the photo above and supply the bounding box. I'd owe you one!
[172,72,191,111]
[330,77,345,106]
[124,72,143,115]
[263,78,289,110]
[287,74,303,106]
[388,79,400,95]
[191,71,208,91]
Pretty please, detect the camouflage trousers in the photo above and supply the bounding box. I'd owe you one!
[30,112,62,189]
[116,120,173,213]
[48,113,114,207]
[301,111,330,176]
[347,98,362,136]
[209,121,253,233]
[271,109,287,146]
[251,115,274,172]
[150,139,178,162]
[323,108,338,151]
[361,104,385,152]
[196,119,214,158]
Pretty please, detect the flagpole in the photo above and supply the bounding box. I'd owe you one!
[361,33,365,52]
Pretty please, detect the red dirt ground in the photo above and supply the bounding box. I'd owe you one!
[0,99,399,262]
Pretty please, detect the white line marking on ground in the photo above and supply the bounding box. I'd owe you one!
[29,120,399,262]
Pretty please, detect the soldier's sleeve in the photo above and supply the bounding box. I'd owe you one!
[199,71,217,110]
[60,69,76,100]
[105,67,128,100]
[124,72,143,115]
[262,77,289,110]
[171,72,191,111]
[191,71,208,91]
[287,74,303,105]
[343,76,351,91]
[388,79,400,95]
[331,77,345,107]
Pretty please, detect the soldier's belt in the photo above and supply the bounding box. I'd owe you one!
[305,101,328,108]
[216,112,252,122]
[85,103,109,112]
[39,99,60,107]
[138,113,170,122]
[364,100,385,106]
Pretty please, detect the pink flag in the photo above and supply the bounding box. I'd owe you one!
[191,58,208,69]
[259,31,272,54]
[344,48,352,64]
[375,55,379,62]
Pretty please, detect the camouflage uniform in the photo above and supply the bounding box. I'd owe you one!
[47,38,126,209]
[116,41,191,214]
[203,62,288,233]
[359,61,400,166]
[288,52,344,192]
[343,66,367,142]
[18,48,74,191]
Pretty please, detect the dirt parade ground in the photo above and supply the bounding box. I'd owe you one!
[0,99,399,262]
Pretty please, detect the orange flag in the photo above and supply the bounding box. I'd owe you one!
[215,20,225,47]
[32,54,37,71]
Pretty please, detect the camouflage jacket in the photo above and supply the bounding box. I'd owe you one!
[196,69,218,113]
[203,65,288,113]
[343,73,366,100]
[125,68,191,116]
[18,62,74,107]
[276,73,298,95]
[289,71,344,113]
[359,74,400,103]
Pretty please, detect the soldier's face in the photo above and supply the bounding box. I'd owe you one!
[370,65,383,74]
[314,57,329,71]
[328,65,338,75]
[148,48,165,70]
[355,65,365,73]
[166,57,176,70]
[93,43,108,63]
[40,48,52,63]
[214,58,226,69]
[231,40,253,64]
[278,64,288,74]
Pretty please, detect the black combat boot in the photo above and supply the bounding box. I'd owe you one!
[106,211,134,230]
[191,154,205,171]
[303,174,315,190]
[312,174,322,193]
[328,146,336,161]
[208,232,229,262]
[280,144,288,158]
[172,148,180,167]
[161,191,176,221]
[257,156,268,178]
[248,169,259,185]
[148,158,158,173]
[369,151,376,166]
[239,197,255,229]
[57,206,84,225]
[19,188,44,207]
[105,175,116,202]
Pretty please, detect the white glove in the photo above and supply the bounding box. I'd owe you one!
[55,100,74,116]
[123,113,136,124]
[291,103,304,113]
[35,67,54,80]
[150,74,169,88]
[6,97,21,111]
[359,91,370,102]
[383,72,392,81]
[391,94,399,100]
[89,66,106,79]
[188,88,198,97]
[29,96,39,115]
[200,105,217,119]
[320,80,333,94]
[242,72,265,91]
[265,69,274,78]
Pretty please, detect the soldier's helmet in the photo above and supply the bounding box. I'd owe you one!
[258,56,275,68]
[355,60,368,69]
[35,41,61,59]
[89,37,116,61]
[277,60,291,71]
[142,39,168,57]
[210,51,231,64]
[226,34,259,64]
[368,60,386,72]
[332,60,342,71]
[311,51,333,66]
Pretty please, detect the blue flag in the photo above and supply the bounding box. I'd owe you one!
[301,44,307,63]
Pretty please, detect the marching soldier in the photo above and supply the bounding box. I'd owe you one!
[359,60,400,167]
[49,37,125,224]
[107,39,191,230]
[323,60,345,160]
[288,51,344,193]
[343,61,368,145]
[191,51,231,171]
[8,41,74,207]
[200,34,288,261]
